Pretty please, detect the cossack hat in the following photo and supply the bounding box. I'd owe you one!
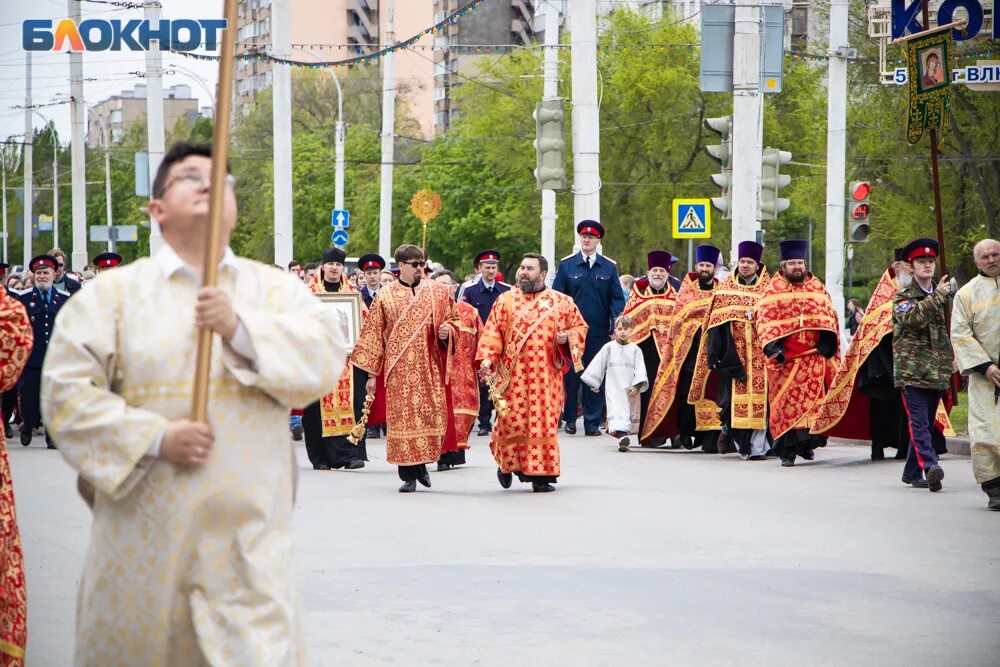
[695,244,721,266]
[358,253,386,271]
[576,220,605,239]
[93,252,123,269]
[779,240,807,262]
[475,249,501,266]
[29,255,58,272]
[901,238,938,262]
[737,241,764,263]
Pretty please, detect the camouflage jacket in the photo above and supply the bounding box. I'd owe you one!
[891,279,953,390]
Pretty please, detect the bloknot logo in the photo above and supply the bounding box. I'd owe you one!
[22,18,228,52]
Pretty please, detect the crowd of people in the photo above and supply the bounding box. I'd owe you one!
[0,140,997,664]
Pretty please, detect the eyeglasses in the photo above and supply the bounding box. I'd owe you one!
[401,261,426,268]
[55,263,64,269]
[163,171,237,192]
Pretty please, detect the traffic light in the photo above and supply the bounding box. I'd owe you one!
[533,99,566,191]
[848,181,871,242]
[703,115,733,219]
[760,147,791,220]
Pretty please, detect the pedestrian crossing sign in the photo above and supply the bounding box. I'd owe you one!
[672,199,711,239]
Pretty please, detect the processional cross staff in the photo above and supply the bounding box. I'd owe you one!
[191,0,239,421]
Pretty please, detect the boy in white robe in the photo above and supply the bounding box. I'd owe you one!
[581,315,649,451]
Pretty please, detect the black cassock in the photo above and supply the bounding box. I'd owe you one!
[675,329,721,452]
[303,365,370,469]
[637,335,662,445]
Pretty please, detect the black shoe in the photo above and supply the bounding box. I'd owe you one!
[680,436,695,450]
[347,460,365,470]
[477,427,491,436]
[798,447,815,461]
[366,427,381,440]
[437,462,453,472]
[3,423,12,439]
[532,482,555,493]
[926,465,944,492]
[894,448,907,460]
[417,470,432,488]
[19,431,30,447]
[910,478,929,489]
[46,439,56,450]
[399,480,417,493]
[618,436,631,452]
[564,423,577,435]
[497,468,513,489]
[780,458,795,467]
[871,448,885,461]
[585,430,601,437]
[291,424,303,441]
[317,464,331,471]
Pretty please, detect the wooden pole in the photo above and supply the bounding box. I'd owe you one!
[191,0,238,422]
[921,0,948,277]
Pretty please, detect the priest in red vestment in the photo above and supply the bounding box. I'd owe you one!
[757,240,840,467]
[476,253,588,493]
[1,288,32,667]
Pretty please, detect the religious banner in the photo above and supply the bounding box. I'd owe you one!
[905,27,952,144]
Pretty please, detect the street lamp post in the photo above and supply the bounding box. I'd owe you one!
[30,111,58,249]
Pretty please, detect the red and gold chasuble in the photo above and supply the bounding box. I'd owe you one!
[352,280,455,466]
[475,288,587,477]
[689,269,770,430]
[1,292,31,666]
[447,301,482,449]
[641,274,720,441]
[308,273,360,437]
[810,268,955,438]
[623,279,676,359]
[756,272,839,440]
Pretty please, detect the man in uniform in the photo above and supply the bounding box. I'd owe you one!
[641,244,722,451]
[357,253,385,309]
[892,238,953,492]
[951,238,1000,510]
[92,251,123,273]
[756,240,839,467]
[552,220,625,435]
[49,248,81,295]
[303,247,368,471]
[476,253,588,492]
[622,250,677,446]
[697,241,771,459]
[10,254,68,448]
[461,249,511,436]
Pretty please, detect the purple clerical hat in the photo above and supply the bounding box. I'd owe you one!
[647,250,672,270]
[737,241,764,263]
[779,239,807,261]
[695,244,721,265]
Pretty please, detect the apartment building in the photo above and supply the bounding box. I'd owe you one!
[87,84,199,147]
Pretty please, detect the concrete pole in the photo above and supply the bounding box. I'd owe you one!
[540,2,559,277]
[570,0,600,247]
[825,0,848,325]
[69,0,87,271]
[378,0,396,260]
[23,52,33,267]
[272,0,294,266]
[305,50,345,213]
[729,0,763,263]
[145,1,165,255]
[2,167,7,263]
[104,125,114,253]
[52,129,58,248]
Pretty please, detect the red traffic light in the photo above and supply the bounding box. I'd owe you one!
[851,181,871,200]
[850,203,870,220]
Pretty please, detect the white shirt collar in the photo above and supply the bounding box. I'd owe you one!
[155,243,239,283]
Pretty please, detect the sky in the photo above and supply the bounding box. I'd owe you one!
[0,0,221,144]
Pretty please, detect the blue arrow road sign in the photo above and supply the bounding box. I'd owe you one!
[331,229,349,246]
[331,209,350,228]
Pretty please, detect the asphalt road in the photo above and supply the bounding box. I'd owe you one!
[9,431,1000,666]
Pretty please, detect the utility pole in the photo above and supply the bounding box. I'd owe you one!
[103,124,114,252]
[23,52,33,267]
[145,0,165,255]
[69,0,87,271]
[540,1,560,275]
[729,0,763,262]
[378,0,396,260]
[2,166,8,263]
[51,128,58,248]
[272,0,293,266]
[825,0,849,324]
[570,0,600,247]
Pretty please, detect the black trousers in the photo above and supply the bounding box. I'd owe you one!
[514,471,558,484]
[398,464,429,482]
[477,383,493,431]
[637,336,661,443]
[302,367,369,468]
[1,388,17,428]
[16,368,43,436]
[563,335,608,432]
[439,449,466,466]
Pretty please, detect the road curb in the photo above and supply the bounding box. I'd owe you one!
[830,436,971,457]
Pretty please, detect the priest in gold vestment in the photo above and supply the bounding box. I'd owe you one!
[476,253,587,493]
[1,290,31,667]
[623,250,677,445]
[757,240,839,467]
[41,143,347,666]
[351,245,458,493]
[950,239,1000,511]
